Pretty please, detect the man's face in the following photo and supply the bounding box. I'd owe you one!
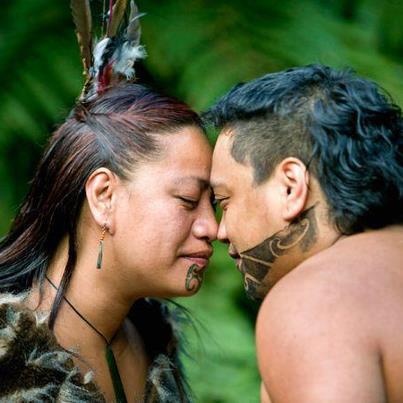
[211,132,287,299]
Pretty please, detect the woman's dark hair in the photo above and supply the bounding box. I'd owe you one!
[205,64,403,234]
[0,83,202,321]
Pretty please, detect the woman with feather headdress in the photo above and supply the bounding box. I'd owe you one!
[0,1,217,401]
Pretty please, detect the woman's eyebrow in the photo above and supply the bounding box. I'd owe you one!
[173,176,210,190]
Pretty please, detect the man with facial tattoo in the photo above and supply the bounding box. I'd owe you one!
[206,64,403,403]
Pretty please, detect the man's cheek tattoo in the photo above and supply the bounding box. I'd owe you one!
[239,205,318,298]
[185,264,204,292]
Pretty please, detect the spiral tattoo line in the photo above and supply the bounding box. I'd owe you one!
[239,204,318,299]
[185,264,204,292]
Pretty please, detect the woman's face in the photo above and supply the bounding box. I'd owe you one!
[112,126,217,298]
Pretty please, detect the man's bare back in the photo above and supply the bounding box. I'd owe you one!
[257,226,403,402]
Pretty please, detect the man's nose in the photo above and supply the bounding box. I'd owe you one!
[205,209,218,242]
[217,217,229,244]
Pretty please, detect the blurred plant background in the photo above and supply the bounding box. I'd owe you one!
[0,0,402,402]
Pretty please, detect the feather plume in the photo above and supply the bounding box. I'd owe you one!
[113,42,146,78]
[70,0,92,76]
[107,0,128,38]
[126,0,143,45]
[71,0,146,102]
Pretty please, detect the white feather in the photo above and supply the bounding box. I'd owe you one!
[92,37,111,76]
[113,43,147,79]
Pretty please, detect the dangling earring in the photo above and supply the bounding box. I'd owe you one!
[96,223,108,269]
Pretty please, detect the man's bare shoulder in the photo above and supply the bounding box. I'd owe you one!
[257,226,403,350]
[300,224,402,274]
[256,226,403,402]
[275,225,403,303]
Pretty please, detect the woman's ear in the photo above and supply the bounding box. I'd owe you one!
[85,168,118,232]
[277,158,309,221]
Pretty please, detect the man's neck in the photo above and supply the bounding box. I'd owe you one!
[267,202,343,288]
[240,202,342,299]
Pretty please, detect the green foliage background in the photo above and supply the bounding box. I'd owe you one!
[0,1,402,402]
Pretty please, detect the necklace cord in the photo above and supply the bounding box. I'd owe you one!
[44,275,128,402]
[45,275,111,345]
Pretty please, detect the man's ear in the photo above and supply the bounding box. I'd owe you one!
[277,158,309,221]
[85,168,119,233]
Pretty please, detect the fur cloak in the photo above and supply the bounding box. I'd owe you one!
[0,293,190,402]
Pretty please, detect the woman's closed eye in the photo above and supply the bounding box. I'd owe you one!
[177,196,199,209]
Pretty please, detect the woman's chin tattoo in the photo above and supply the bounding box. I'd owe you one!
[185,264,204,293]
[240,204,318,300]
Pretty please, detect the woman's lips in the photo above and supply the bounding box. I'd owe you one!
[180,250,212,268]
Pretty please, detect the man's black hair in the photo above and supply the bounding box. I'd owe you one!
[205,64,403,234]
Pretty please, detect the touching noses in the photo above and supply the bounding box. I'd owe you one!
[192,202,218,242]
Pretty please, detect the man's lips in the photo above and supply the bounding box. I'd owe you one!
[228,247,242,271]
[235,258,243,273]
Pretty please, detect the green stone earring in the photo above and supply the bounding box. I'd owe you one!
[96,224,107,269]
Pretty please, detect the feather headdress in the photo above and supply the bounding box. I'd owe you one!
[71,0,146,102]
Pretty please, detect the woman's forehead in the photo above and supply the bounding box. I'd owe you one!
[156,127,212,171]
[126,131,212,190]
